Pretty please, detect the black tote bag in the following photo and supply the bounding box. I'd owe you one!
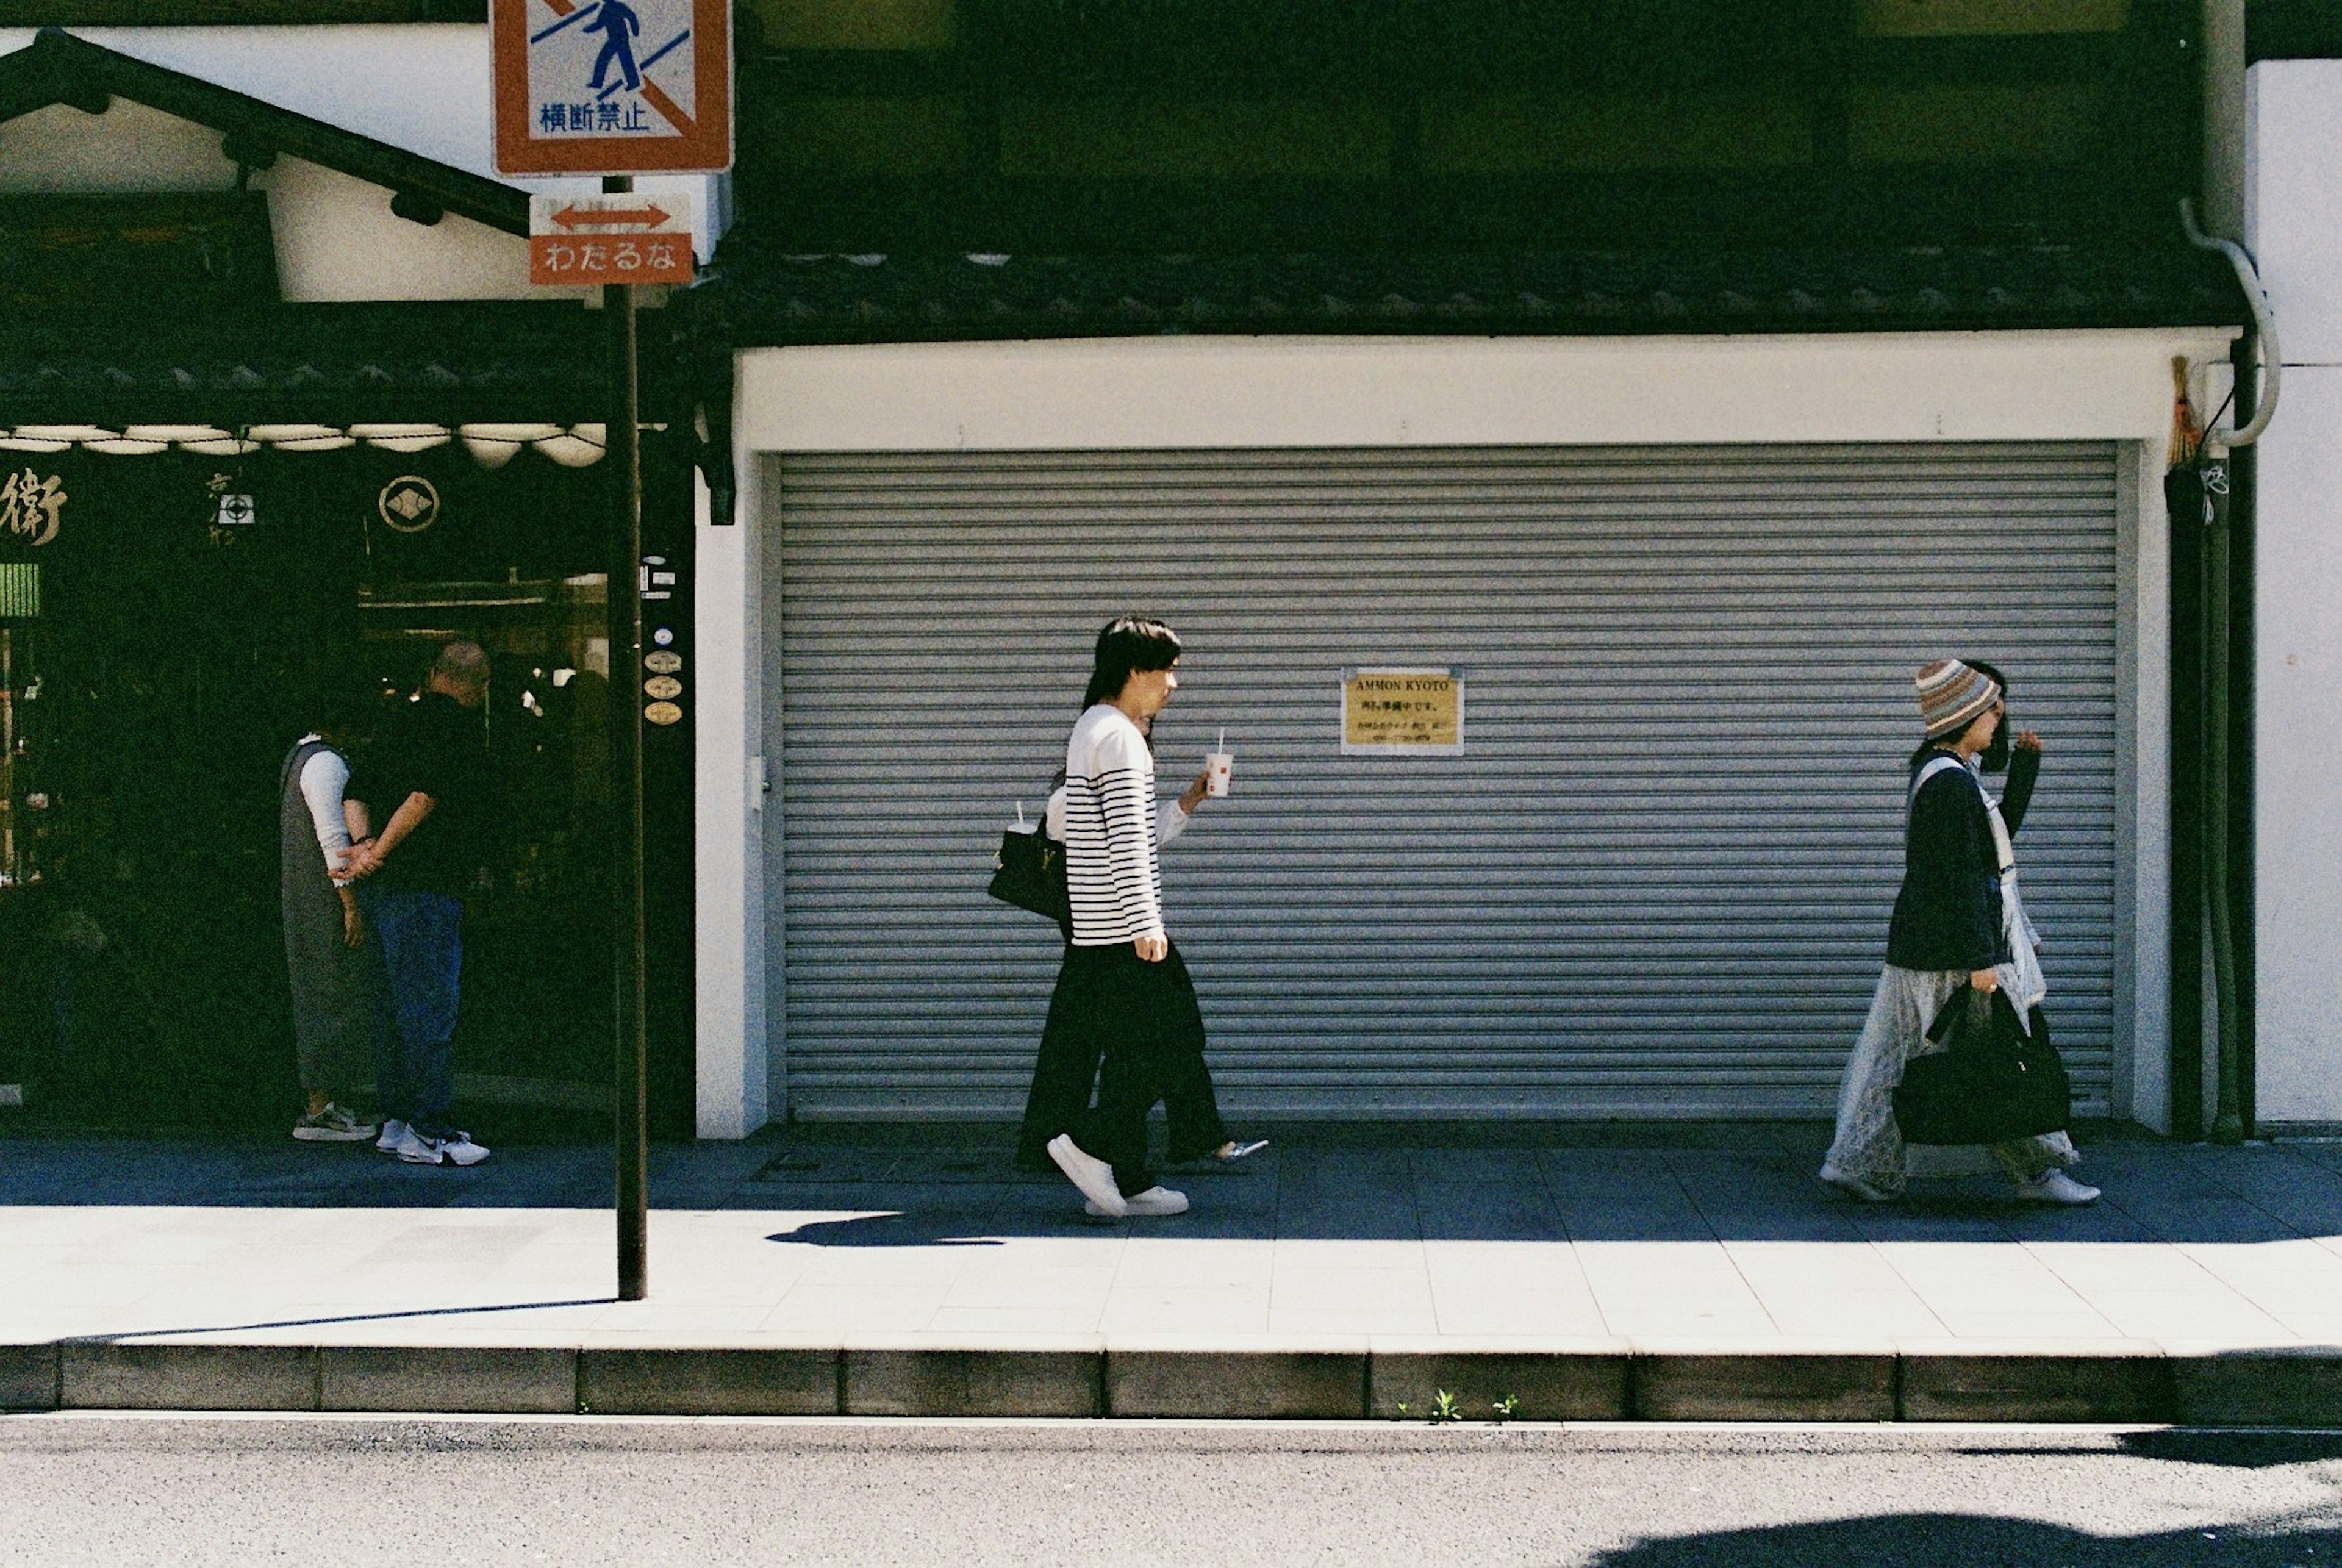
[989,825,1070,926]
[1893,984,2072,1146]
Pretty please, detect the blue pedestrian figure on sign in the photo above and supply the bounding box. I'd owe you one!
[585,0,644,93]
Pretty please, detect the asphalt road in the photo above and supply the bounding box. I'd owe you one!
[4,1417,2341,1566]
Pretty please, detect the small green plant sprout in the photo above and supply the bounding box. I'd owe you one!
[1394,1401,1411,1419]
[1490,1394,1520,1423]
[1430,1389,1464,1423]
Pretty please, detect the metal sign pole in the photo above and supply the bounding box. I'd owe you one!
[494,0,731,1308]
[605,171,650,1301]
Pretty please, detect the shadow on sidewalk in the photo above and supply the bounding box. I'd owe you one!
[73,1298,615,1344]
[1586,1514,2342,1566]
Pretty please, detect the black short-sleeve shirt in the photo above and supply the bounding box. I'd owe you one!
[348,690,491,897]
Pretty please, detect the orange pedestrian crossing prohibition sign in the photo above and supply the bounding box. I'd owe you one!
[492,0,731,174]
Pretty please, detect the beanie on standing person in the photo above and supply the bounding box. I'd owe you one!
[1914,658,2002,741]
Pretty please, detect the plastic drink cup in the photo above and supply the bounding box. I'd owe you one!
[1205,749,1234,797]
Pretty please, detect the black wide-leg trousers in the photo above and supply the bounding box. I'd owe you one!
[1015,939,1227,1195]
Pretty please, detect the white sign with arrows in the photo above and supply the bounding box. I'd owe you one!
[528,191,695,286]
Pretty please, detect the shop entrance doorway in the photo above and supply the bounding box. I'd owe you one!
[0,451,620,1134]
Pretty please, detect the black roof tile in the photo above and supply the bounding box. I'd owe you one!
[684,243,2249,348]
[2,302,613,421]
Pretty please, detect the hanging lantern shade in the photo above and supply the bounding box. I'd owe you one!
[460,423,564,443]
[126,425,238,448]
[460,422,559,470]
[462,434,522,469]
[247,424,355,451]
[351,423,453,453]
[11,426,115,445]
[534,425,606,467]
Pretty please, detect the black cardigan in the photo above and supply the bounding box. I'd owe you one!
[1885,745,2039,973]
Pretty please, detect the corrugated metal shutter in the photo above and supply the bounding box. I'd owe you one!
[769,443,2121,1120]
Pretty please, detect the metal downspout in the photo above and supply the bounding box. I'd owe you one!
[2181,198,2279,1144]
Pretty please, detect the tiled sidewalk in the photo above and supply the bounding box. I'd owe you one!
[4,1123,2342,1352]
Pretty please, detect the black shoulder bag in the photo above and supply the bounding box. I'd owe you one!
[1893,983,2072,1146]
[988,809,1070,927]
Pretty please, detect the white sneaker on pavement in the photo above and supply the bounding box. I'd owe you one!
[392,1128,489,1167]
[1086,1186,1188,1218]
[1047,1133,1126,1218]
[374,1118,408,1153]
[437,1132,492,1167]
[1819,1162,1896,1203]
[2016,1169,2100,1205]
[293,1103,377,1142]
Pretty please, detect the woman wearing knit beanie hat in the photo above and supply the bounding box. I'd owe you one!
[1818,658,2099,1205]
[1914,658,2000,742]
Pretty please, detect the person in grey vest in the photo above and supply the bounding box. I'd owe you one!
[280,683,382,1143]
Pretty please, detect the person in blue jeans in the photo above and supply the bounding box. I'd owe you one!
[342,640,495,1167]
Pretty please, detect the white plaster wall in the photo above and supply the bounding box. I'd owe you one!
[2251,368,2342,1123]
[265,156,535,301]
[2246,59,2342,1123]
[737,331,2235,453]
[699,329,2230,1136]
[0,98,236,192]
[2249,60,2342,365]
[696,463,769,1139]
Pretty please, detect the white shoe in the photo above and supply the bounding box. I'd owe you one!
[437,1132,491,1167]
[374,1118,408,1153]
[1086,1186,1188,1218]
[395,1128,492,1167]
[1819,1162,1896,1203]
[2017,1169,2100,1206]
[293,1103,377,1143]
[1215,1140,1269,1164]
[1047,1134,1126,1218]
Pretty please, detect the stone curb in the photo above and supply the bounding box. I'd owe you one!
[5,1342,2340,1424]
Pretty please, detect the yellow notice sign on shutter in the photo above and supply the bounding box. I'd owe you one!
[1342,668,1463,754]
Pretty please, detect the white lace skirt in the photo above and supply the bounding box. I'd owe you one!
[1823,964,2080,1196]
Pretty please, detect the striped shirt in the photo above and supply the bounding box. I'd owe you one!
[1063,703,1167,946]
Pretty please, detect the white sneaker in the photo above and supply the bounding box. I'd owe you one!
[2017,1169,2100,1206]
[395,1128,492,1167]
[437,1132,491,1167]
[293,1103,377,1143]
[1086,1185,1187,1219]
[1819,1162,1896,1203]
[374,1118,408,1153]
[1047,1134,1126,1218]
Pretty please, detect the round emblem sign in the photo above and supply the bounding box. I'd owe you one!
[378,476,441,534]
[644,700,684,726]
[644,675,683,701]
[644,650,683,675]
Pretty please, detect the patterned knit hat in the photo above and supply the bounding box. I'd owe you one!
[1914,658,2002,740]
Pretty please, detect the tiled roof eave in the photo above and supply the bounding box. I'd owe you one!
[681,246,2254,351]
[0,301,629,424]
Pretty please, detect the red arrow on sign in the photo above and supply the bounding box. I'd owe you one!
[554,204,673,229]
